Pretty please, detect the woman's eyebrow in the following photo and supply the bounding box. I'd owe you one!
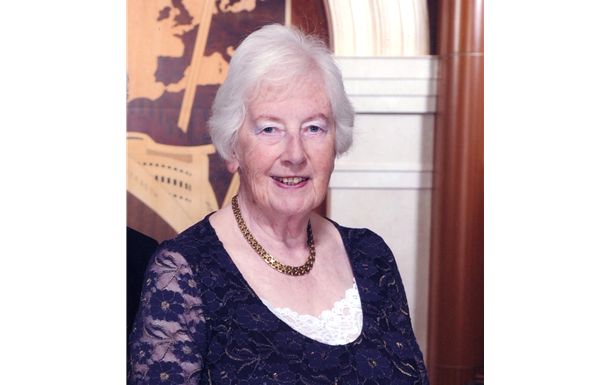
[303,113,330,122]
[254,114,283,123]
[253,113,330,123]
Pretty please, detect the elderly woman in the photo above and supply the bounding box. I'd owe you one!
[129,24,428,384]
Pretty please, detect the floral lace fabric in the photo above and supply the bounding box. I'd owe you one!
[128,249,205,385]
[260,281,363,346]
[128,214,428,385]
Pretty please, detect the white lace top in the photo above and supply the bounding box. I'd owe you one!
[260,281,363,345]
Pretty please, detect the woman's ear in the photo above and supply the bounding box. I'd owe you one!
[226,154,239,173]
[225,134,240,173]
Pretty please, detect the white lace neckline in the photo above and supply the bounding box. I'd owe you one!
[260,281,363,345]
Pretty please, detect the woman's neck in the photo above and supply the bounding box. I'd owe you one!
[235,193,311,252]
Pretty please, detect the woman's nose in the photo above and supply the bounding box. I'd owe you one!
[281,133,306,166]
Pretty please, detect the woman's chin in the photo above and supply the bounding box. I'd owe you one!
[270,198,318,218]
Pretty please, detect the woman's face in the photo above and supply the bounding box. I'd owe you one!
[228,73,336,219]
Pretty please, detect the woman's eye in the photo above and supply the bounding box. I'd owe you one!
[261,127,275,134]
[307,125,322,133]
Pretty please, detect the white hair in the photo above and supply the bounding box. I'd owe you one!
[208,24,354,160]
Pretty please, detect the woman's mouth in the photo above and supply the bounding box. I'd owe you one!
[272,176,309,186]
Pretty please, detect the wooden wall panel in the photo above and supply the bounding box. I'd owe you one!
[127,0,286,241]
[427,0,484,384]
[290,0,330,45]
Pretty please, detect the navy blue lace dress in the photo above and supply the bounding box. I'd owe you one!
[128,214,428,385]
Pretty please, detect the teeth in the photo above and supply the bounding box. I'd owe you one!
[274,177,306,185]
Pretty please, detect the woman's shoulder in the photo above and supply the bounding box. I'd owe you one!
[155,213,220,264]
[322,216,388,248]
[322,217,398,269]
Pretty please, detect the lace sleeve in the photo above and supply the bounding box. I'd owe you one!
[128,247,206,385]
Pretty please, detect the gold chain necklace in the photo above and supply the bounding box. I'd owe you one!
[231,195,316,276]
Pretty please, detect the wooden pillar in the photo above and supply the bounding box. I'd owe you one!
[427,1,484,384]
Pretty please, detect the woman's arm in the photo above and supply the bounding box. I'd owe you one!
[128,248,205,385]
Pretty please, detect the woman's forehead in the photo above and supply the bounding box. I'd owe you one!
[250,73,328,103]
[248,83,331,121]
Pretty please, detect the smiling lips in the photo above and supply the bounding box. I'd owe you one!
[272,176,309,186]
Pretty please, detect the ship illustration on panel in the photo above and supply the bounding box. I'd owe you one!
[127,132,219,232]
[127,0,285,239]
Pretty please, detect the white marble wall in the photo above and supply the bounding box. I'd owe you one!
[329,56,437,356]
[326,0,430,56]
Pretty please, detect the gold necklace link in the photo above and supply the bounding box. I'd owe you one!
[231,195,316,276]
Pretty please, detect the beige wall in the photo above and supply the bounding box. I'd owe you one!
[328,56,437,356]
